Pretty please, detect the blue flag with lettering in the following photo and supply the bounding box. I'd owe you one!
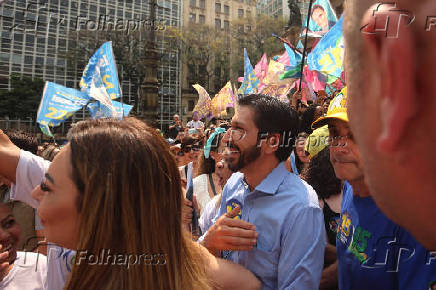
[80,41,122,117]
[37,82,91,136]
[87,100,133,119]
[307,15,344,78]
[238,48,260,95]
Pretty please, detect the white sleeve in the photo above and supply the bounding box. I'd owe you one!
[10,150,51,209]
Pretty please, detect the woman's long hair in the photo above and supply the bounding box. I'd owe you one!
[64,118,212,290]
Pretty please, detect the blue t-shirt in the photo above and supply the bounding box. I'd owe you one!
[337,182,436,290]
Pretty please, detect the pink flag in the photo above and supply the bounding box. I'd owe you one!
[254,53,268,82]
[276,50,290,66]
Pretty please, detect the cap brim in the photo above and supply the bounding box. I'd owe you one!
[311,112,349,129]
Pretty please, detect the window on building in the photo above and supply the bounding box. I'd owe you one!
[224,20,229,30]
[190,0,196,7]
[238,24,244,33]
[224,5,229,15]
[215,3,221,13]
[246,25,251,31]
[247,10,251,17]
[199,0,205,9]
[199,14,205,24]
[238,8,244,18]
[189,13,196,23]
[215,18,221,29]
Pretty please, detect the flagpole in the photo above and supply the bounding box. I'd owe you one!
[298,0,314,92]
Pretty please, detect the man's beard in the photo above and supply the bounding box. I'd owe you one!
[227,143,261,173]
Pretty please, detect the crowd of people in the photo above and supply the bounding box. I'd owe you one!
[0,1,435,289]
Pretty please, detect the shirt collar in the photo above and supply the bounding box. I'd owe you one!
[242,162,288,195]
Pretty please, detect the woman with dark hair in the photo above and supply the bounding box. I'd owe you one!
[303,147,342,290]
[193,128,227,216]
[304,147,342,245]
[299,104,323,135]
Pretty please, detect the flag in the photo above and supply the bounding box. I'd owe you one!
[87,100,133,119]
[39,123,54,138]
[279,67,301,80]
[210,81,236,117]
[307,15,344,78]
[262,60,286,86]
[285,44,302,67]
[80,42,122,117]
[254,53,268,82]
[238,48,260,95]
[37,82,91,136]
[301,0,337,37]
[261,83,292,103]
[192,84,212,119]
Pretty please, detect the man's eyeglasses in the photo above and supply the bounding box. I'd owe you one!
[227,127,246,142]
[326,134,353,147]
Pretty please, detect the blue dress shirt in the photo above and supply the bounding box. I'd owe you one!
[205,162,326,289]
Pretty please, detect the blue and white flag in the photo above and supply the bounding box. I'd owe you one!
[80,42,122,116]
[37,82,91,136]
[307,15,344,78]
[87,100,133,119]
[238,48,260,95]
[285,43,302,67]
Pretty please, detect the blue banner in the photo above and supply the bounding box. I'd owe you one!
[80,42,122,117]
[238,48,260,95]
[302,0,337,36]
[87,100,133,119]
[284,43,302,67]
[307,15,344,78]
[37,82,91,136]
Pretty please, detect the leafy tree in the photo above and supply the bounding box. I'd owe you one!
[229,15,288,79]
[0,74,44,119]
[165,24,230,93]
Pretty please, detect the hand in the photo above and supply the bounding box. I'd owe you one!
[202,205,258,253]
[0,245,10,282]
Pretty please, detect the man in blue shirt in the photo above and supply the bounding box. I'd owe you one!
[200,95,326,289]
[312,87,436,289]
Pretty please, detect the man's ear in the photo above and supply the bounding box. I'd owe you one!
[264,134,280,154]
[361,8,418,153]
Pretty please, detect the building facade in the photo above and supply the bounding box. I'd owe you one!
[179,0,256,124]
[0,0,182,128]
[256,0,289,19]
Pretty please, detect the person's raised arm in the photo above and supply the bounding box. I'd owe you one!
[0,129,20,183]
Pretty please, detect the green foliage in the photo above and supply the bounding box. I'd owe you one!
[0,74,45,119]
[166,24,231,92]
[230,15,288,79]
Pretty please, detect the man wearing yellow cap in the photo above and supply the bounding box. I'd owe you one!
[312,88,436,290]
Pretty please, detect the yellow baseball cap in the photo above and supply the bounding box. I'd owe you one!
[312,87,348,129]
